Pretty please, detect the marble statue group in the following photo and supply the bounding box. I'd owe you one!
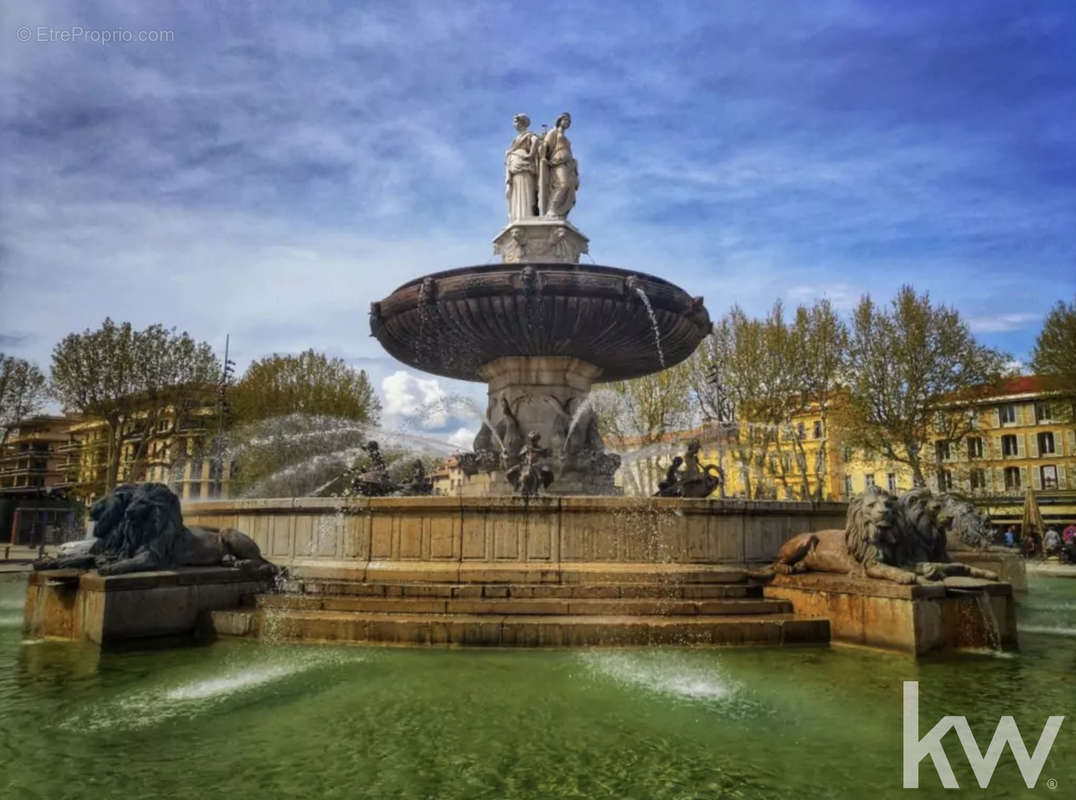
[505,112,579,221]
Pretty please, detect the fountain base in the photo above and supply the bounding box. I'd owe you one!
[23,567,271,645]
[764,573,1018,655]
[472,356,619,496]
[492,218,589,263]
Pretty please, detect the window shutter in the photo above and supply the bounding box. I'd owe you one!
[1060,465,1068,490]
[993,468,1004,492]
[994,407,1001,427]
[1032,467,1042,490]
[1068,430,1076,457]
[993,435,1002,458]
[1020,466,1028,490]
[1030,434,1039,458]
[1016,435,1025,457]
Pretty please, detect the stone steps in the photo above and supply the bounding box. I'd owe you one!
[211,608,829,647]
[254,593,792,617]
[283,579,763,600]
[212,569,830,649]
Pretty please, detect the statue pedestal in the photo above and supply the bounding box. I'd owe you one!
[493,218,589,264]
[764,573,1018,655]
[472,356,619,496]
[948,548,1027,591]
[24,568,269,645]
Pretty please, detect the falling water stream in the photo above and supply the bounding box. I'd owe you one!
[634,286,666,370]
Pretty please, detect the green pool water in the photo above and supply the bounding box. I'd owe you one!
[1,575,1074,799]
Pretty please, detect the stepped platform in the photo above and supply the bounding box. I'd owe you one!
[187,497,845,648]
[209,570,830,647]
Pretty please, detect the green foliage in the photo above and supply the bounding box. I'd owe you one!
[698,299,848,500]
[1030,296,1076,415]
[50,318,220,491]
[839,285,1009,487]
[0,353,48,436]
[230,349,380,427]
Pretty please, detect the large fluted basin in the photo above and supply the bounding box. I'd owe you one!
[369,263,712,382]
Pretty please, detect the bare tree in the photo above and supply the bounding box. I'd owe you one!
[596,363,694,495]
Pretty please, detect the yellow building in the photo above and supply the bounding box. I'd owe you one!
[431,457,492,496]
[0,415,84,545]
[613,375,1075,528]
[837,376,1076,528]
[0,415,80,495]
[612,414,842,501]
[66,402,227,505]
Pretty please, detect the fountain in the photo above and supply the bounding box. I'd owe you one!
[23,112,1017,656]
[368,112,710,496]
[369,272,709,496]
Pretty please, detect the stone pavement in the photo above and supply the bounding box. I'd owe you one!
[0,545,57,573]
[1027,560,1076,579]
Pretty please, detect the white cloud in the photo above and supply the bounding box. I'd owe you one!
[967,313,1040,334]
[446,427,477,449]
[381,370,448,429]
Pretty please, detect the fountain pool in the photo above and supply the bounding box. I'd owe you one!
[3,572,1073,798]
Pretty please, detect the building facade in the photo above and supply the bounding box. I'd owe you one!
[832,376,1076,528]
[67,405,228,506]
[0,415,82,545]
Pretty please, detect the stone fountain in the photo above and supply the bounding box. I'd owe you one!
[369,112,712,495]
[23,113,1018,657]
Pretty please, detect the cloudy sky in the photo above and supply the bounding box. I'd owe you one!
[2,1,1074,441]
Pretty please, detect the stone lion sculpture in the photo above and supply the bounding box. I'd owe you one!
[752,485,998,585]
[36,483,280,579]
[935,493,1007,552]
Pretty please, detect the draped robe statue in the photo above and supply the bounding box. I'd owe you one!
[539,112,578,219]
[505,114,540,221]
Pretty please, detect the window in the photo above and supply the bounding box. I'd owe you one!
[938,469,953,491]
[970,468,987,491]
[935,441,951,462]
[864,473,875,490]
[842,446,852,462]
[1002,434,1019,457]
[796,422,806,440]
[1041,465,1058,490]
[1038,432,1055,455]
[190,458,203,480]
[999,404,1016,425]
[887,473,897,494]
[812,420,823,439]
[967,437,983,459]
[189,482,201,500]
[1035,401,1051,423]
[1004,466,1021,491]
[843,476,853,497]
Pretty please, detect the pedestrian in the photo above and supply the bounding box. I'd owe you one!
[1044,527,1062,557]
[1003,525,1016,547]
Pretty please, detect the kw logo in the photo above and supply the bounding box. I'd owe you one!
[903,681,1065,789]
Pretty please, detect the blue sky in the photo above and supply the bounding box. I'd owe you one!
[2,1,1074,440]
